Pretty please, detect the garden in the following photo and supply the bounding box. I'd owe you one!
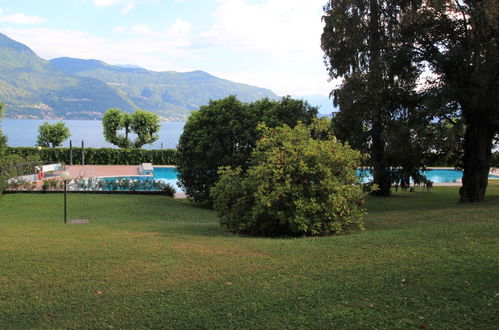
[0,184,497,328]
[0,2,498,327]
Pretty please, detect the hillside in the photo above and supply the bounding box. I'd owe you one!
[50,57,278,119]
[0,33,278,120]
[0,34,134,119]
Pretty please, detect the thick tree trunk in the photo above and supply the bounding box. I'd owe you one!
[459,116,494,202]
[372,117,391,196]
[368,0,391,197]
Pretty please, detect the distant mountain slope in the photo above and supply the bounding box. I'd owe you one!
[0,33,134,119]
[0,33,279,120]
[50,57,278,119]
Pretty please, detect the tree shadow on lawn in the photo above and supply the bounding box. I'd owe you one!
[364,185,499,214]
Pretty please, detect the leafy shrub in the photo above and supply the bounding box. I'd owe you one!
[177,95,318,205]
[4,147,177,165]
[152,180,176,196]
[68,177,176,196]
[7,177,36,191]
[211,120,367,237]
[0,154,40,194]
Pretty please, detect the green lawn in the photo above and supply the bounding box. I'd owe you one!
[0,184,498,329]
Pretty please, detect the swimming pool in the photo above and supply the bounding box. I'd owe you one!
[97,167,182,192]
[95,167,499,192]
[360,168,499,183]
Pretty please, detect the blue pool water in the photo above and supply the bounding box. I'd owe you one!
[360,169,499,183]
[97,168,499,192]
[152,167,182,191]
[98,167,182,192]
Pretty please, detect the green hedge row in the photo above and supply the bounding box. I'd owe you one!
[5,147,177,165]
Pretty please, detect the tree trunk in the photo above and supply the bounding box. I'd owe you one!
[372,117,391,196]
[368,0,391,197]
[459,115,494,202]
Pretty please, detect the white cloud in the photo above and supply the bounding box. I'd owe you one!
[113,25,126,33]
[204,0,324,57]
[131,24,158,36]
[202,0,329,95]
[121,2,134,14]
[215,70,332,97]
[3,27,197,71]
[93,0,120,6]
[0,13,46,24]
[165,19,191,38]
[1,0,332,97]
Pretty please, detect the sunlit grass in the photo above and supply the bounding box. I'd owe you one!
[0,183,498,328]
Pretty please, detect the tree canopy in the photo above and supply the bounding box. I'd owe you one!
[102,108,160,148]
[403,0,499,202]
[36,121,70,148]
[176,95,318,205]
[322,0,498,202]
[211,119,367,236]
[322,0,421,196]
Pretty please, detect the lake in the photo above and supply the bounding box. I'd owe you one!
[0,119,185,149]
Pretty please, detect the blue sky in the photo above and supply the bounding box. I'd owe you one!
[0,0,333,98]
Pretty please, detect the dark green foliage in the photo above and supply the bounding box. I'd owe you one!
[36,121,71,148]
[176,95,318,205]
[211,120,366,237]
[102,108,160,148]
[177,96,253,204]
[4,147,177,165]
[322,0,421,196]
[401,1,499,202]
[492,153,499,168]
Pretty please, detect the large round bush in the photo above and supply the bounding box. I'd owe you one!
[211,120,367,236]
[176,96,318,205]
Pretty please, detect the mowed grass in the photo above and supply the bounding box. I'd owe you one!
[0,184,498,329]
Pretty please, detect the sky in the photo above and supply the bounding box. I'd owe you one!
[0,0,333,98]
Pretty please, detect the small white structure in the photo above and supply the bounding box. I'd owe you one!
[139,163,154,175]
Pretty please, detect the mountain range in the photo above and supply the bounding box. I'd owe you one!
[0,33,279,120]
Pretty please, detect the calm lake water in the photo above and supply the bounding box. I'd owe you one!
[1,119,185,149]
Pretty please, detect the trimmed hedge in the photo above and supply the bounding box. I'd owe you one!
[5,147,177,165]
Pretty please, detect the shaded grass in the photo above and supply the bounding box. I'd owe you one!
[0,184,498,329]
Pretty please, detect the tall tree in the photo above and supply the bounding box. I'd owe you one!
[36,121,71,148]
[102,108,160,148]
[322,0,420,196]
[176,96,318,205]
[404,0,498,202]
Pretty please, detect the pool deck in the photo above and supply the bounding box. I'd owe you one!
[63,165,142,179]
[32,165,498,197]
[33,165,186,198]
